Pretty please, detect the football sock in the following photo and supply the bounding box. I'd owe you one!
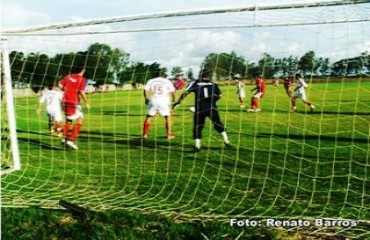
[70,123,82,141]
[143,122,150,136]
[56,123,62,133]
[195,139,201,148]
[63,121,72,138]
[221,131,230,144]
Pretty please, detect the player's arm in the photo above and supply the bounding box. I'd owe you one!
[79,91,90,110]
[36,95,45,114]
[143,89,150,105]
[58,78,66,91]
[36,101,43,114]
[212,85,222,101]
[173,91,189,109]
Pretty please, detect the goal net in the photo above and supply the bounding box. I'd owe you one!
[1,1,369,238]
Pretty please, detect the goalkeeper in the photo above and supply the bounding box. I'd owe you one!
[173,70,231,152]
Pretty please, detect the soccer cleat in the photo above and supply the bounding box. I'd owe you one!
[142,134,147,140]
[290,107,297,112]
[310,105,315,112]
[166,134,175,139]
[194,147,201,152]
[247,109,255,112]
[224,142,232,148]
[61,138,66,144]
[255,108,261,112]
[240,105,245,108]
[66,141,78,150]
[56,132,63,138]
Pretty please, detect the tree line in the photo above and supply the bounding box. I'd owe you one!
[8,42,370,88]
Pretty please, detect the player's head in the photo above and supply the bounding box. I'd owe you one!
[233,73,241,80]
[70,66,85,75]
[253,73,261,79]
[153,69,165,78]
[295,73,302,78]
[46,82,54,90]
[199,69,212,81]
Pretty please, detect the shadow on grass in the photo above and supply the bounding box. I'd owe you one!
[253,132,368,144]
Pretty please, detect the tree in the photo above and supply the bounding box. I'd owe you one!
[298,51,316,75]
[202,51,246,80]
[186,68,195,81]
[171,66,183,76]
[258,53,275,78]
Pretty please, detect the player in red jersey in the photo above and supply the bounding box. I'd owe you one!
[283,76,293,97]
[58,66,90,150]
[174,74,187,90]
[247,74,266,112]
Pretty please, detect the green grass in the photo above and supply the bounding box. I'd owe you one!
[2,81,370,239]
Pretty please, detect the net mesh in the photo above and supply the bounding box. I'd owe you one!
[1,1,370,238]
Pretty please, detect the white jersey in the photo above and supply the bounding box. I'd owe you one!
[144,77,175,116]
[144,77,175,103]
[39,89,63,114]
[235,81,245,98]
[294,78,308,100]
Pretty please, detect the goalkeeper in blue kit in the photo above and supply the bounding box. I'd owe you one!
[173,70,231,152]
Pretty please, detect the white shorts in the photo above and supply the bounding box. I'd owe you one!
[253,92,264,99]
[66,105,84,120]
[294,91,307,100]
[147,100,171,116]
[47,110,63,122]
[238,90,246,98]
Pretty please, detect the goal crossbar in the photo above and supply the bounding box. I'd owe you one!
[2,0,369,35]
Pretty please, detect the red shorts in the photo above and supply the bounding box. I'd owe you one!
[63,103,84,120]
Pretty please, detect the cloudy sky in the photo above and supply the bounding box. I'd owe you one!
[1,0,370,74]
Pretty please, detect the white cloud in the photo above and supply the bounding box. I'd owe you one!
[1,4,51,29]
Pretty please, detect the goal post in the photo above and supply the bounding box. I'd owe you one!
[1,38,21,174]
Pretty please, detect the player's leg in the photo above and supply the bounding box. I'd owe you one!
[142,116,152,139]
[302,99,315,112]
[69,118,83,142]
[143,102,157,139]
[63,119,72,142]
[164,116,175,139]
[54,111,63,137]
[193,112,206,151]
[247,96,256,112]
[47,114,54,132]
[159,103,175,139]
[290,96,297,112]
[210,109,230,146]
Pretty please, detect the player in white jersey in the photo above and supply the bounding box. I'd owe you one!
[37,84,64,136]
[233,74,246,108]
[142,71,176,139]
[291,73,315,112]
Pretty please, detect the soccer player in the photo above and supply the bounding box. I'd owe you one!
[233,74,246,108]
[142,70,176,140]
[283,76,293,97]
[37,83,64,136]
[174,74,187,90]
[247,73,266,112]
[173,70,231,152]
[291,73,315,112]
[58,66,90,150]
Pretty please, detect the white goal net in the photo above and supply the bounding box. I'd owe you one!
[1,1,370,238]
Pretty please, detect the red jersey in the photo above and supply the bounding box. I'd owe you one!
[175,79,186,90]
[256,78,266,94]
[59,74,86,104]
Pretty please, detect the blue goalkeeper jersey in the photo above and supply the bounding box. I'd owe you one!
[185,79,221,111]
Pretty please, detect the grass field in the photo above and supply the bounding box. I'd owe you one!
[2,81,370,239]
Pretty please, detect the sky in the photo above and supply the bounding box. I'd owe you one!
[1,0,370,74]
